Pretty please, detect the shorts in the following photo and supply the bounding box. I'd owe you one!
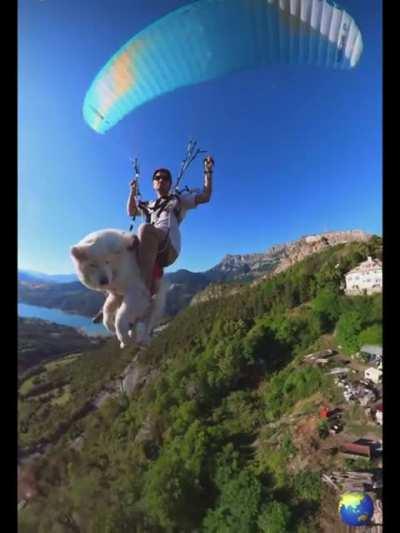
[157,236,178,267]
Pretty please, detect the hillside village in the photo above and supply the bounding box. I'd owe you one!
[301,345,382,524]
[18,234,383,532]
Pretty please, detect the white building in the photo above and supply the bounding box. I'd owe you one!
[364,367,382,385]
[345,256,382,295]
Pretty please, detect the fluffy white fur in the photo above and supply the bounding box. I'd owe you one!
[70,229,167,348]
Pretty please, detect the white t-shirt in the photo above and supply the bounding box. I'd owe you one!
[138,191,198,255]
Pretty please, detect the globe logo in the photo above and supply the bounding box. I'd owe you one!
[338,492,374,527]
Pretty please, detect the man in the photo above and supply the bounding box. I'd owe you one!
[93,155,214,323]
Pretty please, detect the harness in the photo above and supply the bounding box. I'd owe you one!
[135,193,183,264]
[138,193,183,226]
[127,140,206,278]
[128,140,205,231]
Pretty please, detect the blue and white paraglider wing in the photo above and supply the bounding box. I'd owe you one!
[83,0,363,134]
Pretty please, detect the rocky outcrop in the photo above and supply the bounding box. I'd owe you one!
[209,230,371,281]
[272,230,371,275]
[121,362,150,395]
[190,282,245,307]
[120,354,160,397]
[191,230,372,305]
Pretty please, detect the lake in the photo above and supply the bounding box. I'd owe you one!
[18,303,111,337]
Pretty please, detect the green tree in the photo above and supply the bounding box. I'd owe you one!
[336,311,363,354]
[143,448,202,531]
[292,471,321,502]
[142,422,210,530]
[359,323,382,346]
[257,501,292,533]
[202,469,263,533]
[311,288,340,331]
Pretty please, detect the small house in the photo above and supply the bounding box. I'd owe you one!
[340,439,378,459]
[365,367,382,385]
[344,256,382,296]
[340,442,373,459]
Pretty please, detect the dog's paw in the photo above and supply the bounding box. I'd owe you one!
[120,341,126,349]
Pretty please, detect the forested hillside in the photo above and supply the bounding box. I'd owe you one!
[18,238,382,532]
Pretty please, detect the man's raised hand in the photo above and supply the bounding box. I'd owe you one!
[204,155,214,173]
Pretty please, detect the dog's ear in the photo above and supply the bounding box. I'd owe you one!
[70,245,89,261]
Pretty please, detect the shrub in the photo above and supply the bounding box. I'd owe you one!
[257,501,292,533]
[311,288,341,331]
[318,420,329,439]
[336,311,363,354]
[292,471,321,502]
[203,469,263,533]
[359,324,382,346]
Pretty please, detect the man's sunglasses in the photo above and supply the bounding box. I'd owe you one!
[153,175,171,182]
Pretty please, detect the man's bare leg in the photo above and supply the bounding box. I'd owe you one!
[137,223,166,292]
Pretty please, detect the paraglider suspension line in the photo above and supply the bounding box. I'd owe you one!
[129,156,140,231]
[175,139,206,192]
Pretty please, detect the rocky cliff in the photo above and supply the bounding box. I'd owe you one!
[208,230,370,281]
[191,230,372,305]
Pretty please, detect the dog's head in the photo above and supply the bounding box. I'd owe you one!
[70,229,139,291]
[70,243,116,291]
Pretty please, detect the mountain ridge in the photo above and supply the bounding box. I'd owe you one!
[18,229,375,317]
[19,270,78,284]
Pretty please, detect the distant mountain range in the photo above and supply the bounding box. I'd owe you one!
[19,270,78,284]
[18,229,374,318]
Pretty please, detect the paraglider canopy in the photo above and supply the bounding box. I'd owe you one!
[83,0,363,134]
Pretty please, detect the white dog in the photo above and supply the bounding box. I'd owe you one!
[70,229,167,348]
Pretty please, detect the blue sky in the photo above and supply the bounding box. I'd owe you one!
[18,0,381,275]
